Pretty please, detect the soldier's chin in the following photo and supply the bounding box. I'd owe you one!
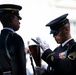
[56,41,61,44]
[14,28,19,31]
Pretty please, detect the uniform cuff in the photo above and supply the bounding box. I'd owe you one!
[42,49,53,61]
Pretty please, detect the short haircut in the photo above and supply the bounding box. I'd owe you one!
[0,14,15,27]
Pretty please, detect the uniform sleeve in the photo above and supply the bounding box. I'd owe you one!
[42,49,76,74]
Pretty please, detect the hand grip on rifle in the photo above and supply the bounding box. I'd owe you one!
[34,66,45,75]
[31,37,50,51]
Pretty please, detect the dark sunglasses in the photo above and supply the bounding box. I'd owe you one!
[53,30,59,36]
[50,30,59,36]
[50,26,66,36]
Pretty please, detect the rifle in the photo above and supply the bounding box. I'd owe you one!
[27,41,36,75]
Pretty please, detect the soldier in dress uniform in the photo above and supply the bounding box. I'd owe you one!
[34,13,76,75]
[0,4,26,75]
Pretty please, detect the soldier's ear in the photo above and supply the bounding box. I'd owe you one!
[65,24,70,34]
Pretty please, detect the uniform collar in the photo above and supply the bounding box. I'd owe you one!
[62,38,73,47]
[3,27,15,33]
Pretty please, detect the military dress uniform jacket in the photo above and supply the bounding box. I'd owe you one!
[42,39,76,75]
[0,29,26,75]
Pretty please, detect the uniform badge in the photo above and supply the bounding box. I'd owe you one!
[59,50,67,59]
[68,51,76,60]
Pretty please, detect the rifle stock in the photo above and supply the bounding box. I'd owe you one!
[29,45,41,67]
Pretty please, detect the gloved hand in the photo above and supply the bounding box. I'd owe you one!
[36,37,50,51]
[35,66,45,75]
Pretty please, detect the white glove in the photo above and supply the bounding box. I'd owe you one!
[36,37,50,51]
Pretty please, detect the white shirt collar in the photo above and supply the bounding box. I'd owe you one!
[62,38,73,47]
[3,27,15,33]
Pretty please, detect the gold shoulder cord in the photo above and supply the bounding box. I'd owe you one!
[5,32,14,59]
